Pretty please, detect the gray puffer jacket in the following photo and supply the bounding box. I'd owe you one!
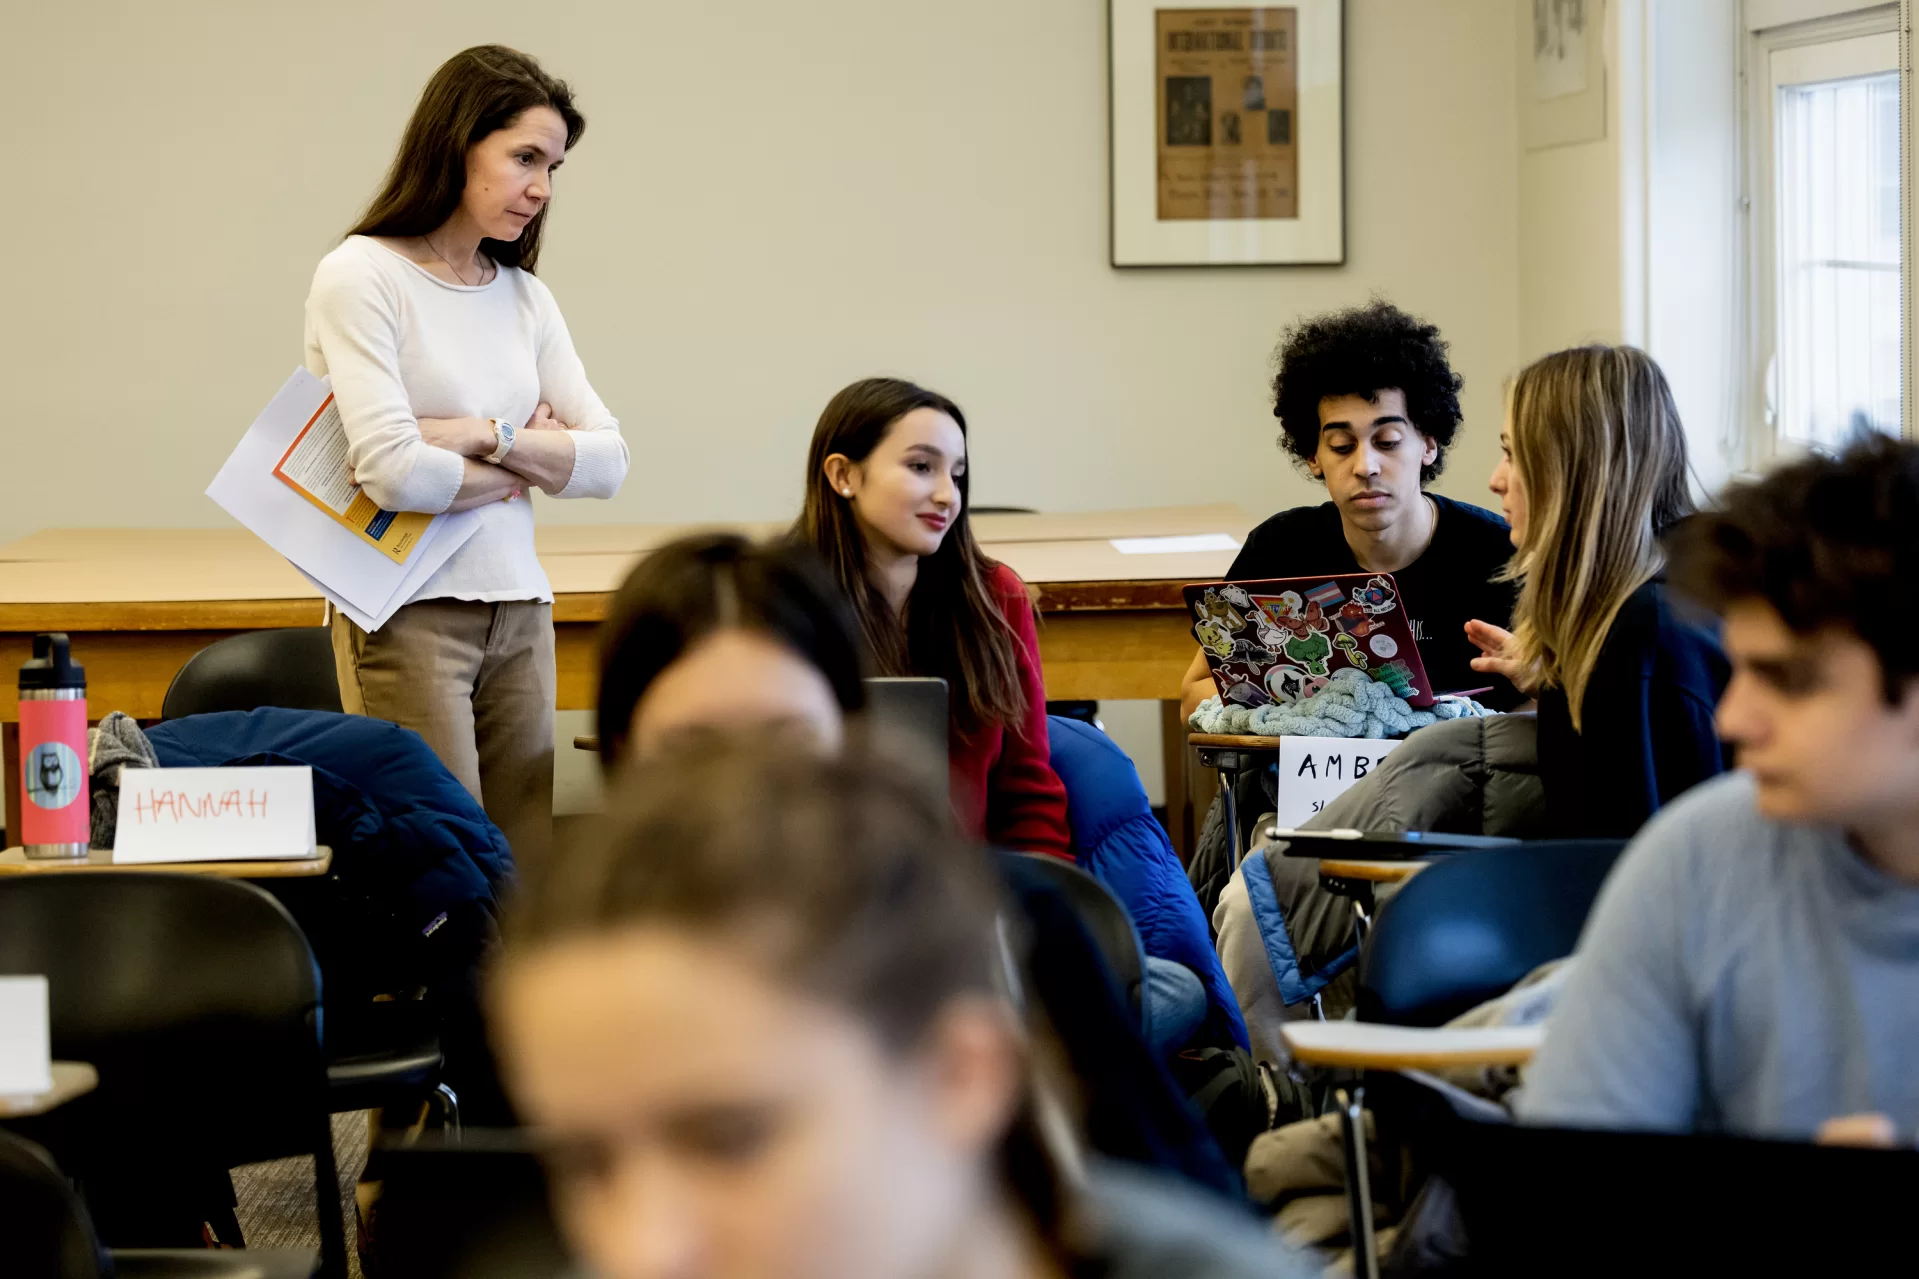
[1304,709,1544,835]
[1214,713,1546,1064]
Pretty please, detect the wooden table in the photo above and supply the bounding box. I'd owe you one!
[0,845,333,878]
[1187,733,1285,867]
[1281,1022,1543,1070]
[0,507,1249,850]
[1317,857,1427,885]
[1281,1018,1542,1277]
[0,1061,98,1119]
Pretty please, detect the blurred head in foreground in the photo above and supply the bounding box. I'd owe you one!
[594,533,866,767]
[491,739,1061,1279]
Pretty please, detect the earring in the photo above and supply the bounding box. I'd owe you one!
[841,488,852,497]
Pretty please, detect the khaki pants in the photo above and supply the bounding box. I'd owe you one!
[331,599,555,867]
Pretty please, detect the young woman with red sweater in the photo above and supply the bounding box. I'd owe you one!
[795,377,1072,859]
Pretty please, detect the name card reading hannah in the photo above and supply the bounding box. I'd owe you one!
[113,766,317,864]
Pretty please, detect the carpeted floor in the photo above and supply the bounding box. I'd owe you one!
[232,1110,370,1278]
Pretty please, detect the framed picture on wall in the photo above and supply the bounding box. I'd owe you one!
[1522,0,1605,150]
[1109,0,1345,266]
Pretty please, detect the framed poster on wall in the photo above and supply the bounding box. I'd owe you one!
[1109,0,1345,266]
[1522,0,1605,150]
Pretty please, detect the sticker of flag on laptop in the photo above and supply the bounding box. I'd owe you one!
[1303,579,1346,610]
[1184,570,1436,709]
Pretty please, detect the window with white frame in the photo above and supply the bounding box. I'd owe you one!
[1748,7,1902,462]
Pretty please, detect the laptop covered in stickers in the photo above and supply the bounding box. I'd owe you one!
[1183,572,1438,710]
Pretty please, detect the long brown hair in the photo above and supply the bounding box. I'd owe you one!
[347,45,584,273]
[1504,345,1694,729]
[794,378,1027,735]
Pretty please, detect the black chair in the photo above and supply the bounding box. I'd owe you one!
[156,627,458,1131]
[0,874,344,1277]
[1009,851,1146,1022]
[323,1000,453,1119]
[1432,1119,1919,1277]
[0,1129,108,1279]
[1357,838,1629,1027]
[0,1128,315,1279]
[160,628,342,720]
[1325,838,1630,1278]
[996,852,1242,1199]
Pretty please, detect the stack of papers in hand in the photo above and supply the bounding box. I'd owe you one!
[207,369,481,631]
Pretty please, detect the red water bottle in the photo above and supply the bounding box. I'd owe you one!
[18,633,89,859]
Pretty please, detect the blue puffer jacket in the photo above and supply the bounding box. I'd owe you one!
[145,708,513,940]
[1048,716,1248,1050]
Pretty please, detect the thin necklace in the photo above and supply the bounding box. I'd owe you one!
[423,233,483,286]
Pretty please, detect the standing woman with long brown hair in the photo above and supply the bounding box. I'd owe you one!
[795,378,1071,859]
[306,46,628,865]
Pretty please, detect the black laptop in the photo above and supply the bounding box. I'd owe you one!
[375,1138,574,1279]
[1429,1119,1919,1275]
[863,675,949,789]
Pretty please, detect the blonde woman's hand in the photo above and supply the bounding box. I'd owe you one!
[525,401,573,431]
[1465,619,1536,695]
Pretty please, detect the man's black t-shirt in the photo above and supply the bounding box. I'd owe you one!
[1224,494,1525,710]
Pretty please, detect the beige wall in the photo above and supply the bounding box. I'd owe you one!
[1516,0,1630,360]
[2,1,1535,822]
[2,0,1523,545]
[1517,140,1626,357]
[1513,0,1747,497]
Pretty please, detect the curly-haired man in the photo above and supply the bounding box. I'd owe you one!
[1180,300,1522,717]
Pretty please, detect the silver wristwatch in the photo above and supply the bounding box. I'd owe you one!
[485,416,517,464]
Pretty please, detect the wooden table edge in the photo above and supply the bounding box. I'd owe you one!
[1284,1045,1539,1070]
[0,599,327,632]
[0,1061,99,1118]
[0,845,333,877]
[0,578,1213,635]
[1317,858,1428,883]
[1030,579,1202,612]
[1187,733,1286,749]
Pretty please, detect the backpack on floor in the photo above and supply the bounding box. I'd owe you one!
[1170,1046,1304,1174]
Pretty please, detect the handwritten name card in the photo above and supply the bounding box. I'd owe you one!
[1273,736,1401,829]
[113,766,317,864]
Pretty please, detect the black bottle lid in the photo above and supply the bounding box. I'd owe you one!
[19,633,85,691]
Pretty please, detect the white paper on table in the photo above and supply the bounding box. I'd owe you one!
[1111,533,1242,555]
[295,507,484,632]
[206,368,480,623]
[0,976,53,1095]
